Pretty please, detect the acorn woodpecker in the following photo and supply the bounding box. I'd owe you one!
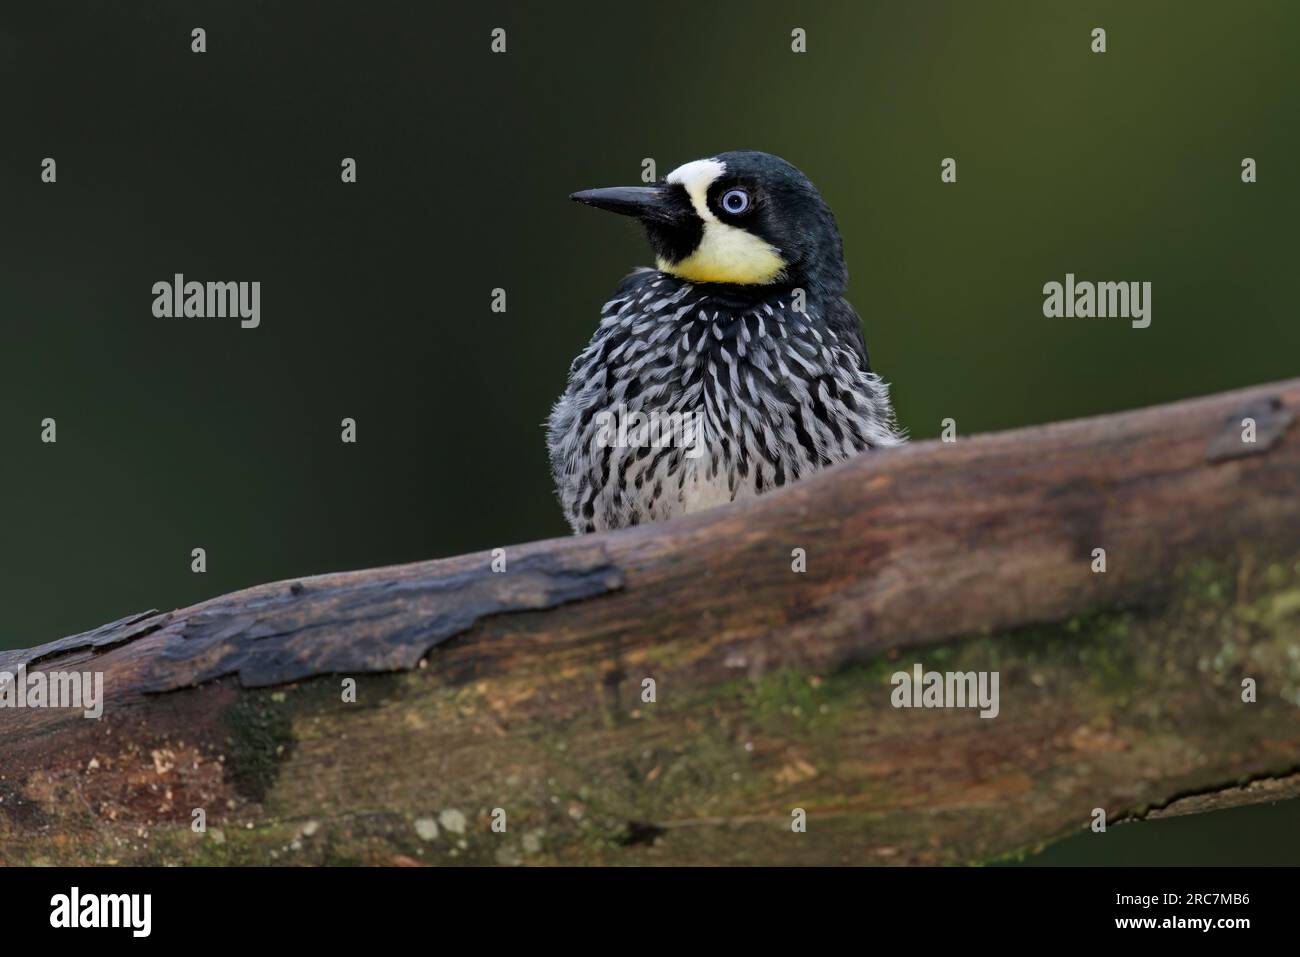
[549,150,903,534]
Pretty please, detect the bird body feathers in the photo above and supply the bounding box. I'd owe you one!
[548,269,901,533]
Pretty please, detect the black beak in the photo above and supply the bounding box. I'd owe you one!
[570,186,670,222]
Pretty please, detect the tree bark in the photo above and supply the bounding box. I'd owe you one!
[1,379,1297,865]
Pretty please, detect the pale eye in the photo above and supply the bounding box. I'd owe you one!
[720,188,750,214]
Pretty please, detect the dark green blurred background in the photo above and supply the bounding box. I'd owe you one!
[2,1,1297,864]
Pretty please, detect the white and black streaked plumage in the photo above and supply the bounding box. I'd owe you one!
[548,150,904,534]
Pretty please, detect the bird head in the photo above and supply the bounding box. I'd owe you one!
[571,150,848,295]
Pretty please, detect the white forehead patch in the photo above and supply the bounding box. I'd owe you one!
[666,158,727,222]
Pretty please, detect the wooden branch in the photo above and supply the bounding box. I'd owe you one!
[2,379,1297,866]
